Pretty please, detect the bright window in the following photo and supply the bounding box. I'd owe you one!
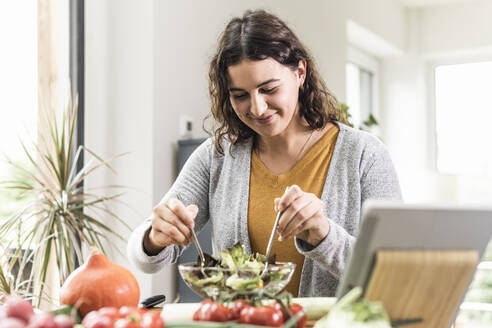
[345,46,379,129]
[0,1,38,220]
[346,63,374,127]
[435,61,492,177]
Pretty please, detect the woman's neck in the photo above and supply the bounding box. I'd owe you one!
[256,121,332,155]
[254,122,333,174]
[257,125,311,155]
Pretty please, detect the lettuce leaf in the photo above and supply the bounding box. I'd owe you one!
[314,287,391,328]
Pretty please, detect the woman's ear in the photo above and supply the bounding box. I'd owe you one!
[297,59,307,88]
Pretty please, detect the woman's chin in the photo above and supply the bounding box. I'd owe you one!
[255,127,284,138]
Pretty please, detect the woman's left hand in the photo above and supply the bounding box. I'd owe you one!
[274,185,330,247]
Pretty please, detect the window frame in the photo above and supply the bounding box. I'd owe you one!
[347,45,380,124]
[427,55,492,174]
[69,0,84,182]
[69,0,84,268]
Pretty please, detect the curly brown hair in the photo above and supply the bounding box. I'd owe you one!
[206,9,346,155]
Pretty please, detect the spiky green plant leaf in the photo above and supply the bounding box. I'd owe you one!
[0,98,129,307]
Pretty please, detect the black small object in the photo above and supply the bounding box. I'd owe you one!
[139,294,166,308]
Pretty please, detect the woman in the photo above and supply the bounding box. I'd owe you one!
[127,9,401,297]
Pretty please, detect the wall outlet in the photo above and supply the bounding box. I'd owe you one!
[179,115,193,139]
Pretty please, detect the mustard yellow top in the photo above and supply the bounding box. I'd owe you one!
[247,126,339,296]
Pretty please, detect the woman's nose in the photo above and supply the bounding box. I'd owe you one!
[250,94,267,117]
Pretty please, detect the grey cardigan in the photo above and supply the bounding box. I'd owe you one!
[127,122,402,296]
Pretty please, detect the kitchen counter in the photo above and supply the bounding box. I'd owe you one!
[160,297,336,325]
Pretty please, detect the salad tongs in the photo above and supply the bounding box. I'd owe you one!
[261,210,283,277]
[176,194,206,275]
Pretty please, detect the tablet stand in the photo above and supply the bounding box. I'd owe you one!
[365,250,478,328]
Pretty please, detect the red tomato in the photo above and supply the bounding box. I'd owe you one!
[54,314,76,328]
[288,304,307,328]
[118,307,140,319]
[231,300,251,320]
[138,309,149,316]
[192,300,234,322]
[114,318,140,328]
[97,307,119,323]
[272,302,286,319]
[82,312,113,328]
[272,302,307,328]
[239,306,283,327]
[29,313,57,328]
[141,311,164,328]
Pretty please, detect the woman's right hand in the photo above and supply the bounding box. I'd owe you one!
[144,197,199,254]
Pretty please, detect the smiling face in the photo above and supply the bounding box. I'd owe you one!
[227,58,306,138]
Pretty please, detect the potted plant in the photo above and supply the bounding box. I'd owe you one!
[340,103,380,132]
[0,98,128,309]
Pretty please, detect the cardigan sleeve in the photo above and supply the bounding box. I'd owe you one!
[127,139,213,273]
[295,135,402,278]
[360,145,402,204]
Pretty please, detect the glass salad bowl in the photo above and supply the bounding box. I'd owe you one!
[178,261,296,300]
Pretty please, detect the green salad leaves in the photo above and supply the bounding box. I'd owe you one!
[181,243,294,299]
[314,287,391,328]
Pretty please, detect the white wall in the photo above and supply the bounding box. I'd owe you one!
[85,0,409,300]
[347,0,406,53]
[85,0,155,298]
[419,0,492,57]
[380,9,430,201]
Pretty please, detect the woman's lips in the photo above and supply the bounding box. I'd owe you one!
[256,114,275,124]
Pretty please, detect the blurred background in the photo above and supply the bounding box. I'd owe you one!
[1,0,492,326]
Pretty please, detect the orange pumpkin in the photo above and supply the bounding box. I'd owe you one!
[60,251,140,317]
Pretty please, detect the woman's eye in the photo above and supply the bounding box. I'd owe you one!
[232,93,247,100]
[261,87,277,94]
